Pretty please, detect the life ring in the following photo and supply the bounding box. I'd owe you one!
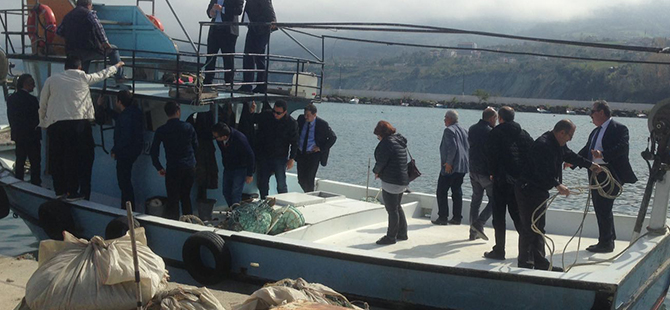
[146,15,164,32]
[0,187,9,219]
[38,199,75,240]
[26,4,57,49]
[105,216,141,240]
[182,231,231,285]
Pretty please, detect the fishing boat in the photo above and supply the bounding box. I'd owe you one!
[2,1,670,309]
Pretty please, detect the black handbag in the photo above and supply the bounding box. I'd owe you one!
[407,148,421,182]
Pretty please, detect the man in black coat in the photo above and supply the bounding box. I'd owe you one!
[579,100,637,253]
[484,106,532,260]
[467,107,496,240]
[204,0,244,87]
[516,120,600,271]
[296,104,337,193]
[252,100,298,198]
[6,74,41,185]
[212,122,255,207]
[239,0,276,93]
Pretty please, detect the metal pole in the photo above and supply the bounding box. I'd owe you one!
[163,0,198,53]
[132,50,136,94]
[125,202,143,310]
[320,36,325,99]
[366,158,370,200]
[264,31,270,102]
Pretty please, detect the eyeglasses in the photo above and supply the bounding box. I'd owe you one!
[273,110,284,115]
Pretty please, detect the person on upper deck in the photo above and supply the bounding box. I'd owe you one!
[578,100,637,253]
[7,74,41,186]
[96,90,144,210]
[212,122,255,207]
[483,106,531,260]
[250,100,298,199]
[238,0,276,93]
[57,0,124,82]
[515,119,600,272]
[204,0,244,88]
[39,55,124,201]
[296,103,337,193]
[150,102,198,220]
[432,110,469,226]
[373,121,409,245]
[466,107,497,241]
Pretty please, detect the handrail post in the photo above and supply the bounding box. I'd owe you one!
[132,50,136,94]
[21,3,26,55]
[264,27,271,102]
[294,59,299,97]
[196,22,203,101]
[320,35,325,99]
[176,53,181,99]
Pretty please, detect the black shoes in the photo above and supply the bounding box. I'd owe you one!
[484,250,505,260]
[376,236,396,245]
[447,218,461,225]
[431,218,449,225]
[470,225,489,241]
[521,264,564,272]
[586,243,614,253]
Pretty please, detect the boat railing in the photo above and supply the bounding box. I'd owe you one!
[0,5,326,104]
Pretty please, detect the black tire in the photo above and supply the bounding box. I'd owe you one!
[105,216,141,240]
[182,231,231,285]
[0,187,9,219]
[38,200,75,240]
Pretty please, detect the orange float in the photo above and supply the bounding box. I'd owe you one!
[146,15,164,32]
[26,4,57,49]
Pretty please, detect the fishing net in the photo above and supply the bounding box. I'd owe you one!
[219,199,305,235]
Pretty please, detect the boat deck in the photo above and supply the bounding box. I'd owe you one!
[91,81,304,105]
[315,215,626,273]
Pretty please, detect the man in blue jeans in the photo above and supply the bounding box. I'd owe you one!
[467,107,497,240]
[212,122,255,206]
[252,100,298,198]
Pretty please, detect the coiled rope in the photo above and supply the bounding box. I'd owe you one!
[529,166,626,271]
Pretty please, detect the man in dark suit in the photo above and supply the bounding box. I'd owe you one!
[579,100,637,253]
[6,74,41,186]
[239,0,276,93]
[204,0,244,88]
[296,104,337,193]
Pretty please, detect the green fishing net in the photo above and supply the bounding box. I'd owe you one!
[220,199,305,235]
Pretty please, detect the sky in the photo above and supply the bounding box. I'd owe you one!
[0,0,656,45]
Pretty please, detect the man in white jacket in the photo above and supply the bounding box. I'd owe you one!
[39,55,124,200]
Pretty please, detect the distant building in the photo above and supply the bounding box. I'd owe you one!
[456,42,480,58]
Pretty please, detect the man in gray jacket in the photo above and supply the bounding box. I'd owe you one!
[433,110,469,225]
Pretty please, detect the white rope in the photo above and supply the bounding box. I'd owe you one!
[529,166,624,271]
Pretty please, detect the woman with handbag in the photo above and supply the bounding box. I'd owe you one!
[372,121,409,245]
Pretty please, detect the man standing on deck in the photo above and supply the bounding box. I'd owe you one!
[204,0,244,88]
[296,103,337,193]
[466,107,497,240]
[251,100,298,198]
[39,55,124,201]
[7,74,42,186]
[150,102,198,220]
[578,100,637,253]
[483,106,531,260]
[57,0,124,82]
[238,0,276,93]
[212,122,255,207]
[516,119,600,271]
[432,110,469,226]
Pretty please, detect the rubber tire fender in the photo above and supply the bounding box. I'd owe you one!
[38,200,75,240]
[0,187,9,219]
[105,216,141,240]
[182,231,231,285]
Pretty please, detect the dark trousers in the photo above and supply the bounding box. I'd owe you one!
[491,180,523,255]
[222,167,246,206]
[257,157,288,199]
[14,139,41,186]
[165,166,195,220]
[297,152,320,193]
[469,173,494,232]
[72,46,123,80]
[382,190,407,240]
[47,120,94,198]
[590,169,619,246]
[515,183,551,269]
[242,30,271,86]
[205,27,237,85]
[116,156,138,209]
[436,172,465,220]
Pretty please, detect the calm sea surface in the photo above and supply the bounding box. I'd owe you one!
[0,100,656,255]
